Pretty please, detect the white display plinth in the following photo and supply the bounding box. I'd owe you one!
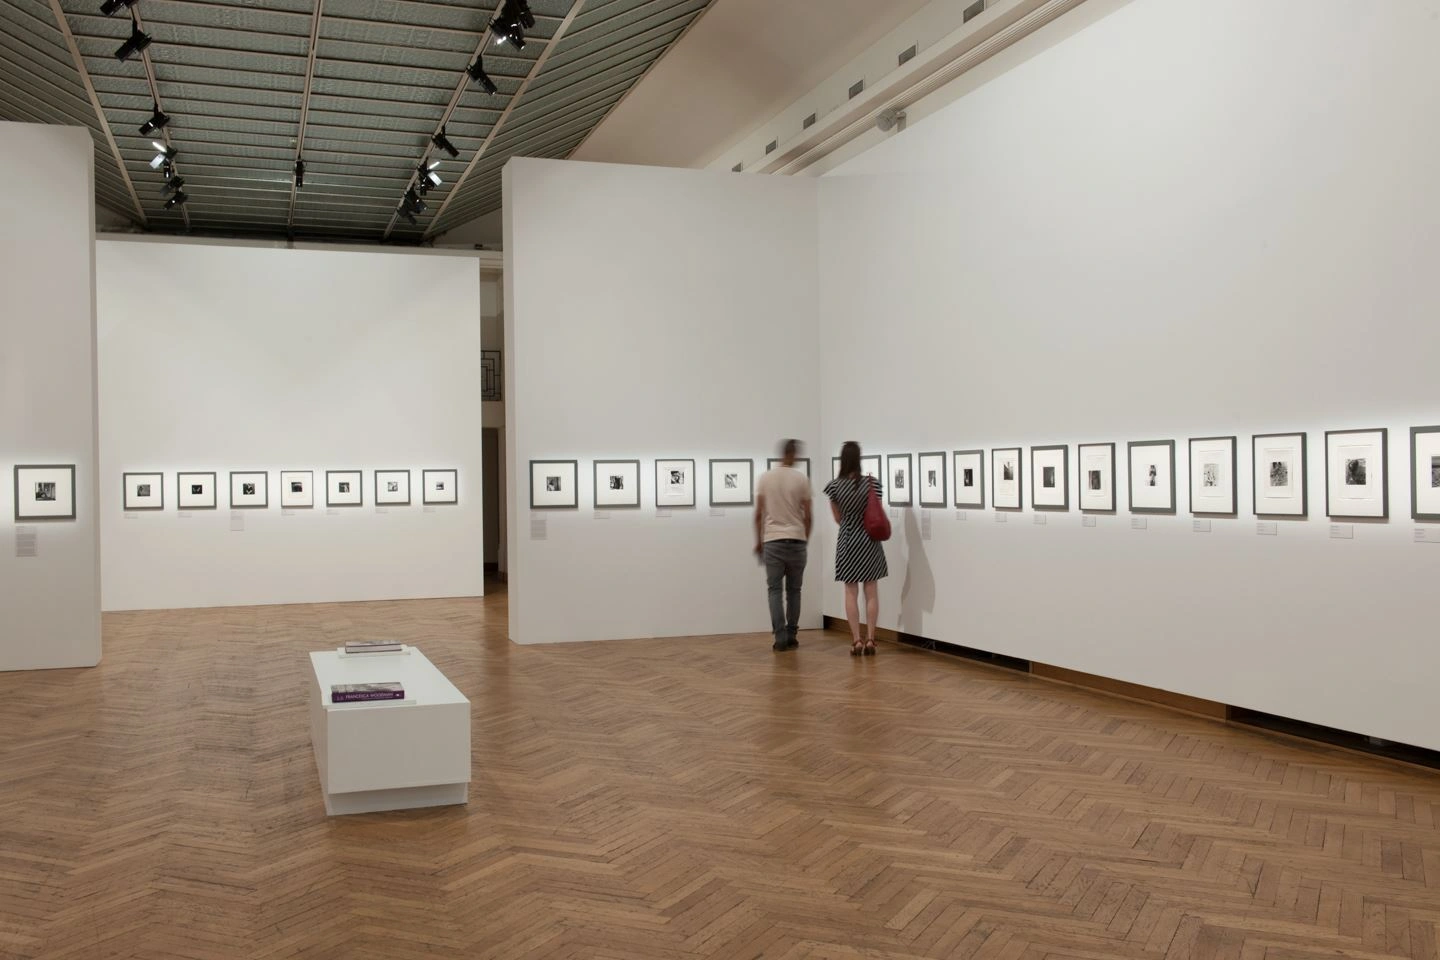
[308,647,470,816]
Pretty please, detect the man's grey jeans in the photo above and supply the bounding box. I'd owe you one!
[763,539,807,646]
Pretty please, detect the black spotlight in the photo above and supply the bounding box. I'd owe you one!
[294,159,305,189]
[418,161,442,190]
[466,58,498,96]
[115,24,152,62]
[492,2,525,50]
[403,188,426,215]
[138,106,169,137]
[149,140,177,169]
[164,189,188,210]
[399,207,418,227]
[431,128,459,159]
[510,0,535,29]
[159,176,185,197]
[99,0,136,15]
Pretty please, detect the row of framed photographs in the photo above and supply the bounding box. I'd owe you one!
[851,428,1439,521]
[531,458,809,509]
[115,469,459,513]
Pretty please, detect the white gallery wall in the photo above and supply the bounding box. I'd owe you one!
[0,123,101,670]
[504,158,820,644]
[97,240,485,610]
[816,0,1440,749]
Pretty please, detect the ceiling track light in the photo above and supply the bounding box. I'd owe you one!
[415,162,442,194]
[431,128,459,159]
[466,58,498,95]
[402,188,427,215]
[115,23,152,62]
[159,176,184,197]
[138,105,169,137]
[149,141,178,169]
[399,207,418,227]
[294,159,305,189]
[99,0,136,15]
[164,190,188,210]
[491,3,526,51]
[510,0,535,30]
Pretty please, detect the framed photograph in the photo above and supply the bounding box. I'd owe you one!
[917,451,946,508]
[594,460,640,508]
[422,469,458,505]
[656,459,695,508]
[178,471,217,510]
[1127,440,1175,514]
[375,469,412,506]
[768,458,811,478]
[229,471,268,509]
[831,457,841,480]
[1326,428,1387,520]
[123,471,164,511]
[280,470,314,509]
[14,465,76,521]
[1252,433,1306,518]
[326,470,363,507]
[861,454,882,500]
[530,460,577,509]
[1412,427,1440,521]
[1188,436,1237,517]
[709,459,754,507]
[953,449,984,509]
[1030,445,1069,511]
[1077,443,1115,513]
[887,454,912,507]
[992,447,1022,510]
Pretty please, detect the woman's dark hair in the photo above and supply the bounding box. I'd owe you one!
[839,441,862,489]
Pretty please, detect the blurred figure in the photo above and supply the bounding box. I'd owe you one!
[754,439,812,652]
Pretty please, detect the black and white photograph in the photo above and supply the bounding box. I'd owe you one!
[1004,463,1015,482]
[1128,440,1175,514]
[1326,429,1387,520]
[389,481,401,492]
[1030,445,1068,511]
[594,460,640,509]
[1078,443,1115,513]
[423,469,459,505]
[992,448,1022,510]
[280,471,315,509]
[229,471,268,509]
[927,470,936,487]
[529,461,577,509]
[124,471,165,511]
[375,470,411,506]
[953,450,984,509]
[918,452,946,508]
[886,454,912,507]
[655,459,696,508]
[178,472,217,510]
[326,470,364,508]
[1189,437,1237,516]
[709,459,754,507]
[1409,427,1440,521]
[1202,464,1219,488]
[1270,461,1288,487]
[1252,433,1306,518]
[15,465,77,521]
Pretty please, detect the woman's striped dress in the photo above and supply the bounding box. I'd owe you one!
[823,474,889,584]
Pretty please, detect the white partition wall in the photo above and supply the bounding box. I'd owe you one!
[817,0,1440,749]
[504,158,820,644]
[0,123,101,670]
[98,240,485,610]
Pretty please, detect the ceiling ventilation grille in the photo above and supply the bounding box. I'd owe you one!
[898,44,917,66]
[732,162,743,172]
[803,112,817,130]
[964,0,986,23]
[848,79,865,99]
[765,139,778,155]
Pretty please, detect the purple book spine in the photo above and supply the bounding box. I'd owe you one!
[332,690,405,703]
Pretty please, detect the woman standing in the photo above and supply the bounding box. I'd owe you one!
[822,441,888,655]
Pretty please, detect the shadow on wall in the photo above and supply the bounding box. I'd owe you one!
[898,510,935,638]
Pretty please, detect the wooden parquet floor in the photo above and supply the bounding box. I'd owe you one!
[0,590,1437,960]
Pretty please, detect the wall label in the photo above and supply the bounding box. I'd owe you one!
[921,511,932,540]
[530,514,547,541]
[1033,513,1047,525]
[955,510,968,521]
[124,512,138,520]
[1082,515,1097,527]
[594,510,611,521]
[230,511,245,532]
[1256,522,1277,536]
[178,511,193,519]
[15,527,37,559]
[1131,517,1147,530]
[1330,524,1353,540]
[1192,519,1211,533]
[994,512,1007,523]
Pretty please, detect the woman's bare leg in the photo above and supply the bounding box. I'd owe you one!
[864,582,879,642]
[844,582,861,643]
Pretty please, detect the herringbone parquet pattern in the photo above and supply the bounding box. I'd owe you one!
[0,589,1436,959]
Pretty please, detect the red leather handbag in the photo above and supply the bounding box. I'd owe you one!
[862,476,891,541]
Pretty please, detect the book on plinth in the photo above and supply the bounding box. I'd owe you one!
[331,682,404,703]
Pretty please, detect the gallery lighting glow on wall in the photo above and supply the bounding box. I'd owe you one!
[115,23,153,62]
[138,106,169,136]
[467,58,498,95]
[431,128,460,159]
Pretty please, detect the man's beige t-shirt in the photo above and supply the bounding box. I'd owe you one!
[757,466,811,542]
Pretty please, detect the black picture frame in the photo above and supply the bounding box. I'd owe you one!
[886,453,913,507]
[229,471,269,509]
[953,449,985,509]
[177,471,218,510]
[593,460,641,509]
[529,460,578,510]
[14,464,77,521]
[422,469,459,505]
[1251,432,1306,519]
[1325,428,1388,521]
[1188,436,1238,518]
[279,470,315,509]
[1127,440,1176,515]
[122,471,165,511]
[992,447,1023,511]
[1077,443,1115,513]
[1412,426,1440,522]
[326,470,364,508]
[1029,444,1069,512]
[709,459,755,507]
[374,469,412,506]
[655,458,696,509]
[767,457,811,479]
[917,451,947,509]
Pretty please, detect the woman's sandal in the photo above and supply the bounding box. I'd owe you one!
[850,639,864,656]
[863,639,877,656]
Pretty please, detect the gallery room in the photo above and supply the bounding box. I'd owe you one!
[2,0,1439,956]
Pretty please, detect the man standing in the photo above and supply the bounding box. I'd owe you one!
[755,439,812,652]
